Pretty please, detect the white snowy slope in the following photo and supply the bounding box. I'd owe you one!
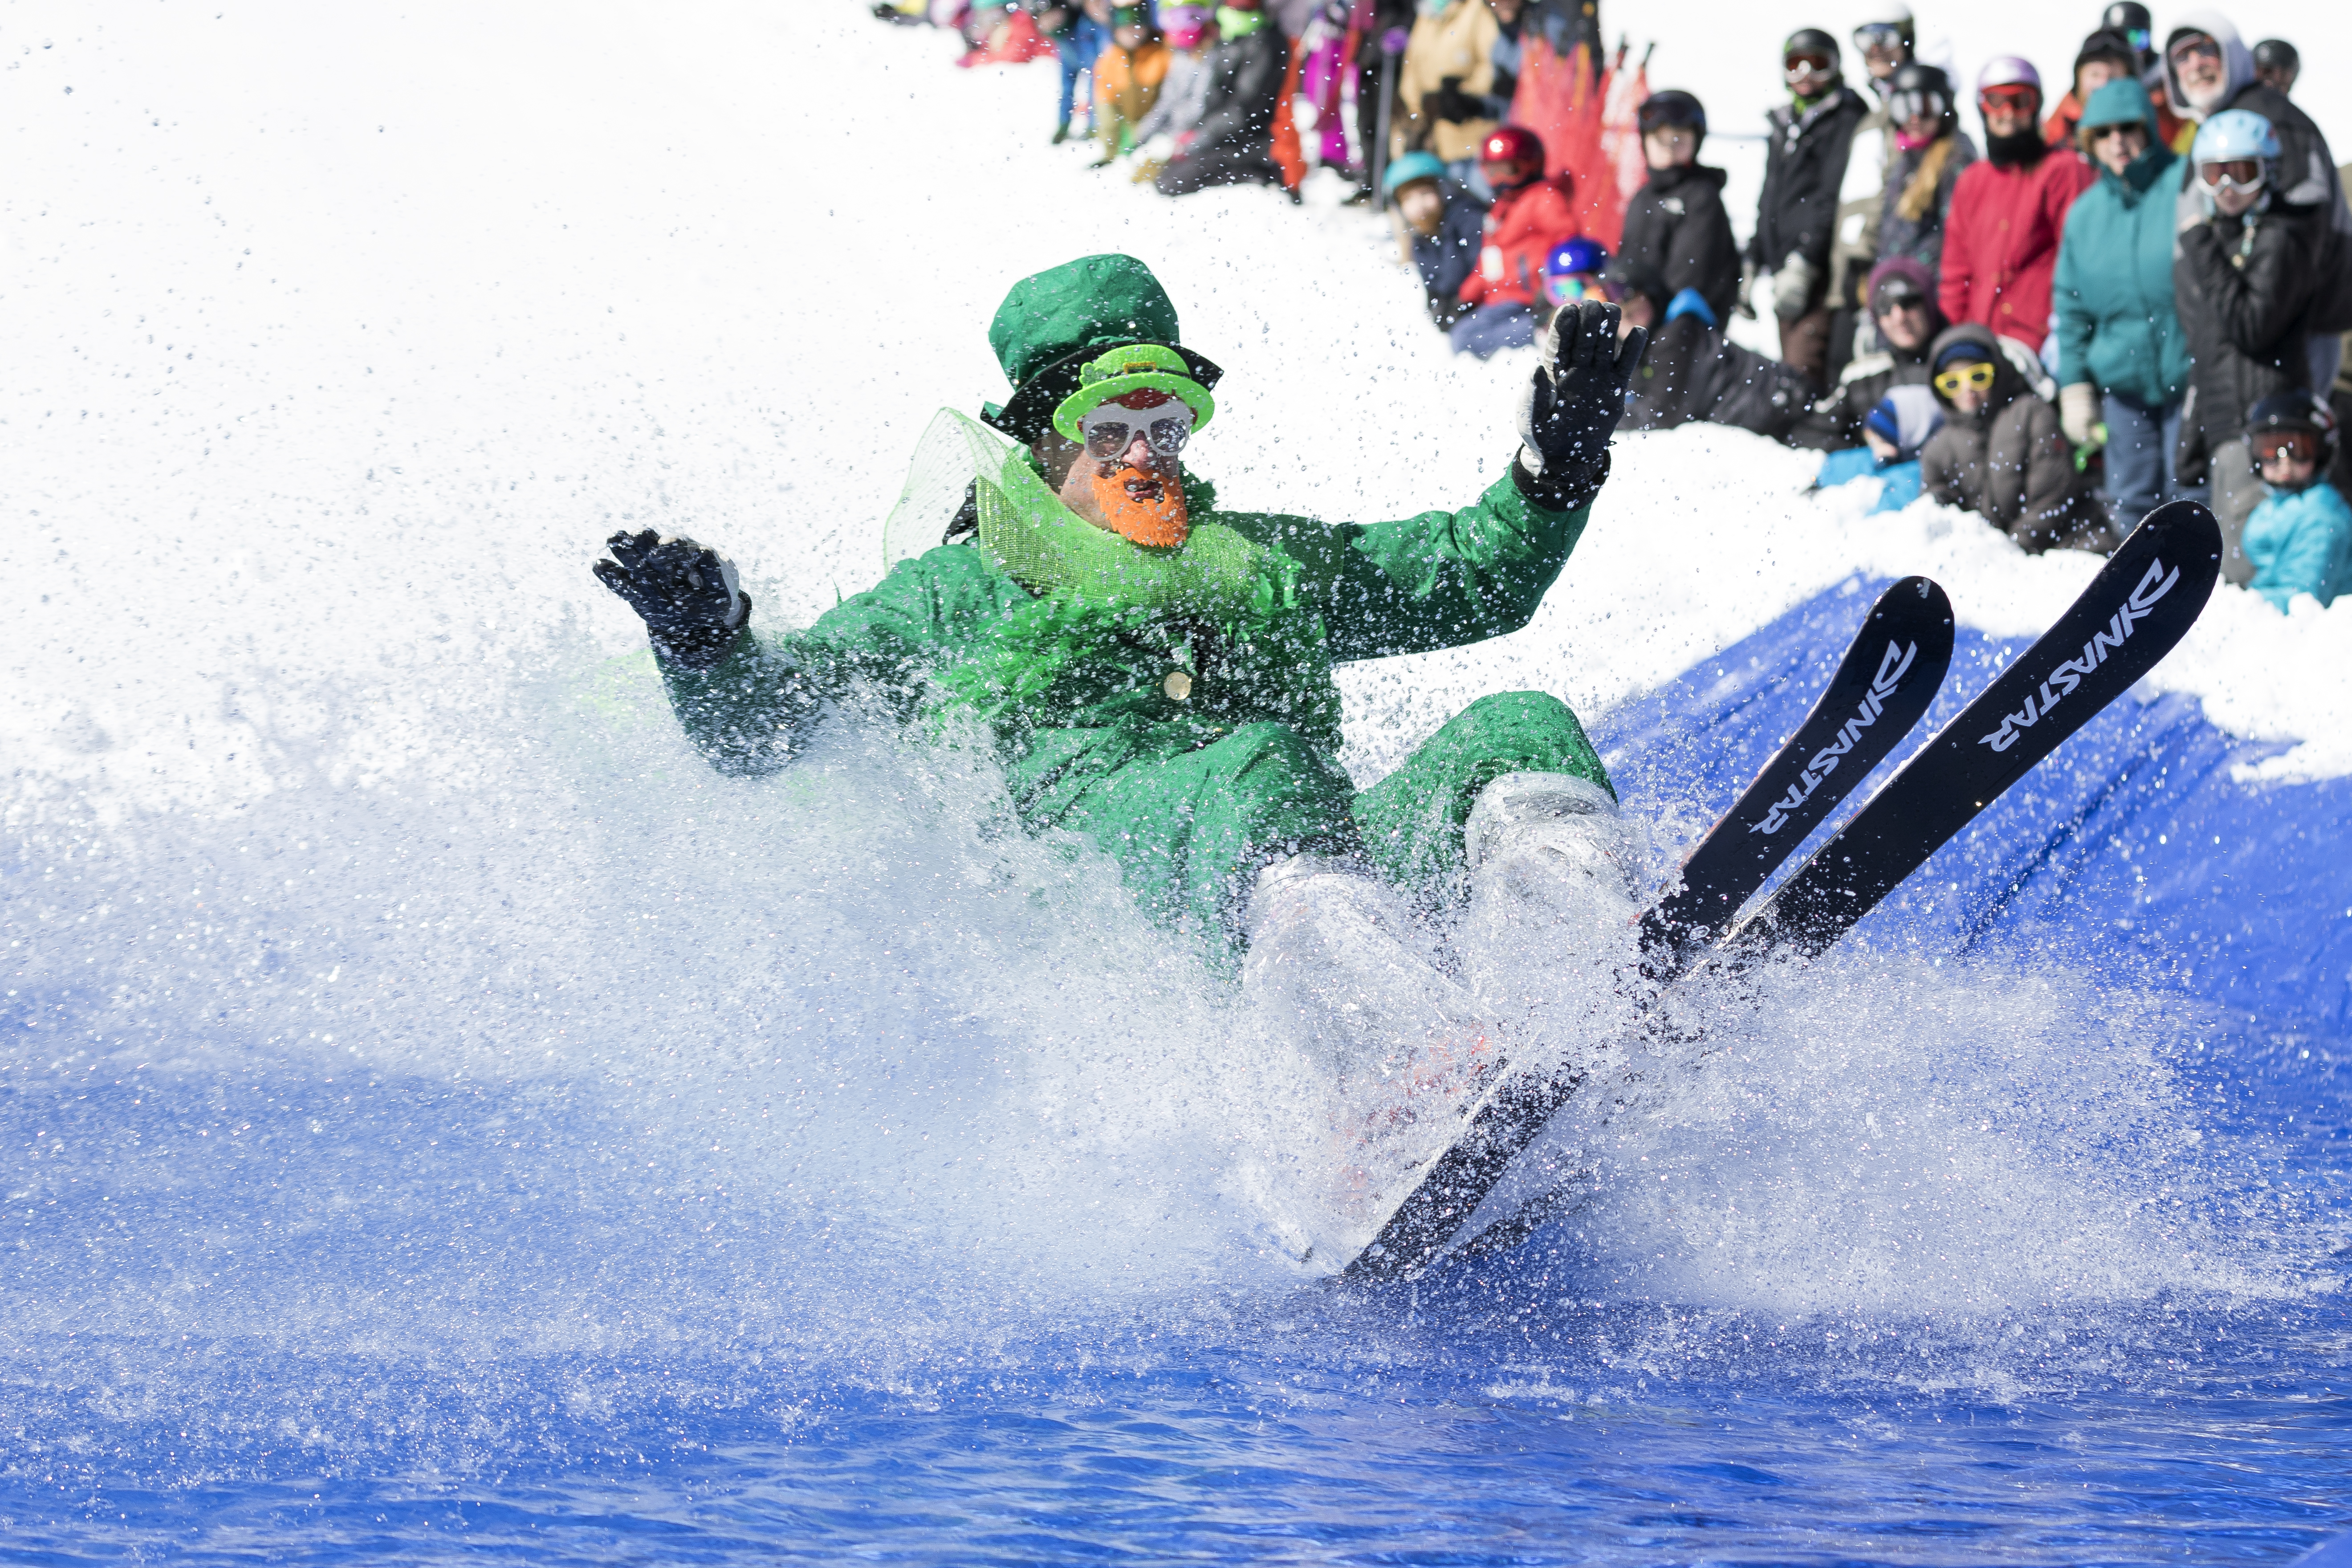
[6,0,2348,824]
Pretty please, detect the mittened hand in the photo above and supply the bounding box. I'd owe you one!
[593,529,751,669]
[1515,300,1647,511]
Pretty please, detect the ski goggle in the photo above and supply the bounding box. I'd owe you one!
[1978,85,2038,114]
[2168,36,2221,68]
[1078,397,1195,460]
[1852,22,1906,53]
[1933,362,1997,397]
[1785,53,1835,81]
[1886,89,1948,122]
[1543,274,1617,306]
[2198,158,2264,191]
[2119,27,2150,53]
[2252,429,2321,465]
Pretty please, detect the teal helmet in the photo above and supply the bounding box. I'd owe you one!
[1381,151,1448,196]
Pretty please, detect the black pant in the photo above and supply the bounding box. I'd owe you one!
[1156,142,1282,197]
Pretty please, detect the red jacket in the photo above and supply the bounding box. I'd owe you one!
[1937,150,2097,351]
[1459,178,1578,310]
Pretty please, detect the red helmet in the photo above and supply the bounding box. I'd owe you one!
[1478,124,1546,170]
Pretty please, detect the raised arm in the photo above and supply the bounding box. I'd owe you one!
[1227,301,1644,663]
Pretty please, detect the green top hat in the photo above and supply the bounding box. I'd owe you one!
[983,253,1223,443]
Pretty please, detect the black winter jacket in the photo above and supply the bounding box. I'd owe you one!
[1749,86,1871,281]
[1621,314,1813,440]
[2173,197,2321,484]
[1619,165,1742,326]
[1785,332,1938,452]
[1189,21,1286,162]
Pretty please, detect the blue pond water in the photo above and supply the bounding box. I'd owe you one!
[6,583,2351,1564]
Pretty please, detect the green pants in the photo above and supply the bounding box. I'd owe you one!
[1022,691,1611,954]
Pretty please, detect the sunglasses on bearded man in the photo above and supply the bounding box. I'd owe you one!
[1078,398,1196,460]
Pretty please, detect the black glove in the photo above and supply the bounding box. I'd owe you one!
[1425,76,1481,124]
[1514,300,1647,512]
[593,529,751,669]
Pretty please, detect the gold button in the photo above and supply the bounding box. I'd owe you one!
[1163,670,1193,701]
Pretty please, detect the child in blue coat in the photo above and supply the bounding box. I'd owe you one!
[2242,394,2352,611]
[1815,385,1944,514]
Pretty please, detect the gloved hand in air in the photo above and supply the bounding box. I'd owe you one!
[593,529,751,669]
[1515,298,1647,512]
[1773,253,1819,321]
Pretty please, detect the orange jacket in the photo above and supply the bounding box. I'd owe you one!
[1094,39,1172,135]
[1459,178,1578,309]
[2040,81,2189,157]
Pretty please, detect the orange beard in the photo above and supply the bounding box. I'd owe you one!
[1090,463,1189,547]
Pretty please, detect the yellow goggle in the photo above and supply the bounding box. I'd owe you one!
[1933,362,1997,397]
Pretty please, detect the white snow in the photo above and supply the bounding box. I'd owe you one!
[7,0,2349,820]
[1,1,2344,1328]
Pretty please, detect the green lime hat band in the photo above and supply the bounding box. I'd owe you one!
[1050,344,1216,441]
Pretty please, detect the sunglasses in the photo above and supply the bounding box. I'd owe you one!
[2087,122,2145,142]
[1933,362,1997,396]
[1079,399,1195,459]
[1876,291,1929,315]
[1979,86,2037,112]
[1784,54,1834,79]
[2198,158,2264,191]
[2253,430,2320,464]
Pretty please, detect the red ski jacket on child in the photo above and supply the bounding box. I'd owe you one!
[1458,177,1578,310]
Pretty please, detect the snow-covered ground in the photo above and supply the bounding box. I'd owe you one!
[8,0,2349,826]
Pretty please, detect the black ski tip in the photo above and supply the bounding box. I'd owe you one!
[2128,498,2224,566]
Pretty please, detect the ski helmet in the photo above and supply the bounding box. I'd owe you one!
[1636,89,1706,138]
[1884,62,1953,127]
[1851,4,1914,61]
[1783,28,1840,69]
[2192,108,2280,167]
[1544,236,1609,278]
[1380,150,1447,196]
[2252,38,2299,89]
[2245,391,2338,469]
[1976,57,2042,96]
[2101,1,2153,58]
[1159,3,1210,46]
[1478,124,1546,171]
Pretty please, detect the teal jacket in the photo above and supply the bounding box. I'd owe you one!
[2053,140,2191,409]
[2245,480,2352,612]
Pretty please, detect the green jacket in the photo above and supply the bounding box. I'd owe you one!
[658,465,1592,799]
[2053,139,2191,409]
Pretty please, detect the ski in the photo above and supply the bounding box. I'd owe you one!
[1719,499,2221,961]
[1637,575,1954,974]
[1340,574,1957,1286]
[1337,500,2222,1287]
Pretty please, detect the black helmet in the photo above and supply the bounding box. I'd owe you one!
[2252,38,2299,86]
[1637,89,1707,138]
[1783,28,1840,66]
[2101,2,2156,68]
[2246,392,2338,461]
[1884,61,1953,126]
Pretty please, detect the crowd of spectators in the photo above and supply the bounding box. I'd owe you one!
[876,0,2352,613]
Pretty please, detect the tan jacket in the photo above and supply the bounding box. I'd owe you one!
[1396,1,1500,165]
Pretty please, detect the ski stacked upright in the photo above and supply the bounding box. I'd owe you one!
[1340,501,2223,1287]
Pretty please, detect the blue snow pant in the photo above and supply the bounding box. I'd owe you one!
[1448,302,1537,359]
[2102,391,2203,531]
[1055,20,1105,127]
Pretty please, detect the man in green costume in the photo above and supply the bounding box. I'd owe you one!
[594,256,1648,1015]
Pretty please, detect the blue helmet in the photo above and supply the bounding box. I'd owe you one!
[1545,236,1609,278]
[2192,108,2280,164]
[1381,151,1447,196]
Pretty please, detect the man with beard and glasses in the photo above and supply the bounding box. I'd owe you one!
[591,254,1650,1043]
[1936,57,2095,357]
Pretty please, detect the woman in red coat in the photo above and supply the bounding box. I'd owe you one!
[1937,57,2096,354]
[1451,125,1579,357]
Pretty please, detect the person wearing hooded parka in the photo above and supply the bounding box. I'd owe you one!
[1918,322,2113,554]
[2052,77,2198,532]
